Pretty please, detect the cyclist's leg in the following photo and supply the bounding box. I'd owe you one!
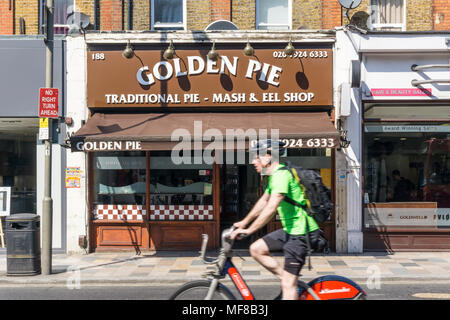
[250,229,286,279]
[281,271,299,300]
[281,235,308,300]
[250,239,283,279]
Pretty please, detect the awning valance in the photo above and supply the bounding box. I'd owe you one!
[70,112,339,152]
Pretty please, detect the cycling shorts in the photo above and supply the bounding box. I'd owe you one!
[262,228,320,276]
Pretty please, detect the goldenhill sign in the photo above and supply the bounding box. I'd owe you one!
[87,46,332,108]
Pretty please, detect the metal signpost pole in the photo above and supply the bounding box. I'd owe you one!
[42,0,54,275]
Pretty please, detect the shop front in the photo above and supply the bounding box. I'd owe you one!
[363,104,450,250]
[356,35,450,250]
[68,33,339,251]
[0,38,67,253]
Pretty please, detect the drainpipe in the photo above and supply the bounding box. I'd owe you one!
[127,0,133,30]
[94,0,99,30]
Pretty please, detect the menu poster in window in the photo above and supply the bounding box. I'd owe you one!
[0,187,11,216]
[65,167,82,188]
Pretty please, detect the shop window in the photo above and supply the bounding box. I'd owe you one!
[364,123,450,229]
[256,0,291,30]
[93,152,146,206]
[369,0,405,31]
[150,151,213,206]
[149,151,213,221]
[151,0,186,30]
[219,148,331,223]
[0,118,38,245]
[40,0,74,35]
[93,152,146,221]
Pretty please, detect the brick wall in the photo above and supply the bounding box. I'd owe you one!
[211,0,230,22]
[321,0,342,29]
[343,0,370,26]
[132,0,150,30]
[407,0,432,30]
[15,0,39,34]
[0,0,14,34]
[231,0,254,29]
[2,0,441,35]
[75,0,95,27]
[232,0,340,31]
[100,0,122,31]
[432,0,450,30]
[187,0,210,30]
[343,0,432,31]
[292,0,322,29]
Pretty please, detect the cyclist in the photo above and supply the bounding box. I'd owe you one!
[230,139,320,300]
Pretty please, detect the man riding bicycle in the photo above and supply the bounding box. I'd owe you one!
[230,139,320,300]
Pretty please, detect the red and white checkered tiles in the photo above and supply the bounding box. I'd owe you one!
[94,204,214,221]
[94,205,145,221]
[150,205,214,221]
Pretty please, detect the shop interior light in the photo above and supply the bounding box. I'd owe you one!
[122,40,134,59]
[243,38,254,56]
[284,37,295,56]
[163,40,176,60]
[208,41,219,61]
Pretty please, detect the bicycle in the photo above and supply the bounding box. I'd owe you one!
[169,227,367,300]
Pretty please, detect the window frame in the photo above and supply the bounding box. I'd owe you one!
[368,0,406,31]
[362,103,450,232]
[255,0,292,30]
[39,0,75,35]
[150,0,187,31]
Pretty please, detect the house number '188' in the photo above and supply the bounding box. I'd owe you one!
[92,53,105,60]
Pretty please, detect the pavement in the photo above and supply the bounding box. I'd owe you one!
[2,250,450,286]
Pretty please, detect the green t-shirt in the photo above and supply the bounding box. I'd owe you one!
[265,164,319,235]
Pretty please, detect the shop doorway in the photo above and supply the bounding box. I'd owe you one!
[219,148,334,250]
[219,162,266,249]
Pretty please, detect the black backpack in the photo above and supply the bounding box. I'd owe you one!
[278,165,333,224]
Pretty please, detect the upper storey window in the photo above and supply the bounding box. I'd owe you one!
[151,0,186,30]
[256,0,292,30]
[40,0,74,34]
[370,0,405,31]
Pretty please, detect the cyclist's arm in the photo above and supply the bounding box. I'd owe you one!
[245,193,284,235]
[235,192,270,228]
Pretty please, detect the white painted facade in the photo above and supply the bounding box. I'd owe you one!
[65,36,89,254]
[334,29,450,253]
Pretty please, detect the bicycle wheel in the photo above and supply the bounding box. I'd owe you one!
[169,280,236,300]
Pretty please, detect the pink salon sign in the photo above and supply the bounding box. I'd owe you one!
[371,88,432,97]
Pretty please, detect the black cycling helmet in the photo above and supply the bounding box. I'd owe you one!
[249,139,286,156]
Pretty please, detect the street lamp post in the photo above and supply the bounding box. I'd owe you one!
[42,0,54,276]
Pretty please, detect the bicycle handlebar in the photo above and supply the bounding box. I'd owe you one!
[199,226,248,264]
[199,234,219,264]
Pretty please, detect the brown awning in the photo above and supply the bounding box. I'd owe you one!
[70,112,340,151]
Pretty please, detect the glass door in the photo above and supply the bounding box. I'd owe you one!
[220,159,264,249]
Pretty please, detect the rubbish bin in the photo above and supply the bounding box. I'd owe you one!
[5,213,41,276]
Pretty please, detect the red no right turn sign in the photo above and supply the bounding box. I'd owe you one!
[39,88,59,118]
